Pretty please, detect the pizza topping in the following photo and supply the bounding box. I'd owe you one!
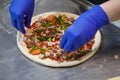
[25,29,33,36]
[30,45,39,53]
[24,14,95,62]
[39,53,45,59]
[45,30,50,34]
[43,22,51,27]
[37,36,49,41]
[47,42,55,46]
[78,49,89,54]
[34,29,44,33]
[45,52,51,57]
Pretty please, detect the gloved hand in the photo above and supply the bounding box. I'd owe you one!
[9,0,34,34]
[60,5,109,52]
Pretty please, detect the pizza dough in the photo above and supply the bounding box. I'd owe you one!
[17,12,101,67]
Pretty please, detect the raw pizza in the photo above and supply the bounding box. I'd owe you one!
[17,12,101,67]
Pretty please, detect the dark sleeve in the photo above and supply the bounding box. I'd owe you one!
[87,0,108,4]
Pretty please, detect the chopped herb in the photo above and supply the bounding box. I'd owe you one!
[78,49,89,54]
[30,45,39,53]
[57,15,64,23]
[48,37,52,42]
[43,22,51,27]
[66,55,73,60]
[34,29,44,33]
[52,30,58,34]
[41,48,48,51]
[60,23,67,30]
[37,36,49,41]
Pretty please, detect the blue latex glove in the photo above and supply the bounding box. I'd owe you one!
[60,5,109,52]
[9,0,34,34]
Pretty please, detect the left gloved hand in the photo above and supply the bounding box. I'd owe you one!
[9,0,34,34]
[60,5,109,52]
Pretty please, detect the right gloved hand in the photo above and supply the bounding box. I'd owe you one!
[9,0,34,34]
[60,5,109,52]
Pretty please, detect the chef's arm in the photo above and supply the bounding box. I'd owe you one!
[100,0,120,21]
[60,0,120,52]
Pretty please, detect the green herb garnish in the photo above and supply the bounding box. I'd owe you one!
[37,36,49,41]
[60,23,67,30]
[41,48,48,51]
[66,55,73,60]
[52,30,58,34]
[34,29,44,33]
[78,49,89,54]
[57,15,64,23]
[43,22,51,27]
[30,45,39,53]
[48,37,52,42]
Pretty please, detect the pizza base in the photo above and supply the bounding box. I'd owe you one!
[17,12,101,67]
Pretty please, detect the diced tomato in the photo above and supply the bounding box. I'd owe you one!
[86,44,92,49]
[46,15,56,22]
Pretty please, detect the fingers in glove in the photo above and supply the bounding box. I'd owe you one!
[60,35,67,49]
[9,12,19,30]
[71,43,80,51]
[63,41,73,52]
[17,16,25,34]
[11,17,18,29]
[25,10,33,28]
